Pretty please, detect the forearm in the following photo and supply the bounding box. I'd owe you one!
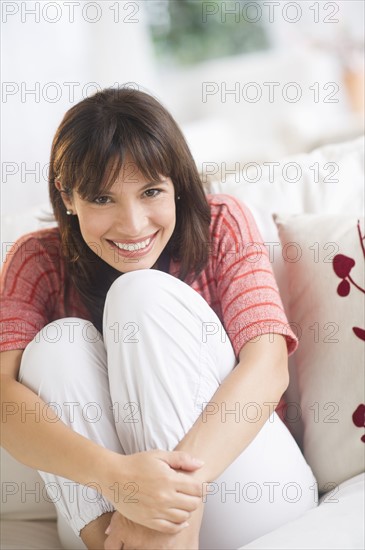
[1,374,115,488]
[1,374,204,534]
[105,508,203,550]
[174,335,289,483]
[102,336,289,548]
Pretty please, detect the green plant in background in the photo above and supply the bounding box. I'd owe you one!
[144,0,270,67]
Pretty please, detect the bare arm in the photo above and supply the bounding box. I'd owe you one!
[167,334,289,547]
[105,334,289,548]
[0,350,202,534]
[174,334,289,482]
[1,350,116,482]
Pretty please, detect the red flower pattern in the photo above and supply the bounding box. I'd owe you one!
[332,221,365,443]
[332,220,365,341]
[352,404,365,444]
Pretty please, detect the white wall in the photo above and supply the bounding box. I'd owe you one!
[1,1,158,216]
[2,0,364,220]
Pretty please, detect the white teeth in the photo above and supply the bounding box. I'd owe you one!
[112,237,151,251]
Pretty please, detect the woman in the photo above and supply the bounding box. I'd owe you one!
[0,88,317,550]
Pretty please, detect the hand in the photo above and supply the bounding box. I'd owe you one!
[101,450,203,534]
[104,511,199,550]
[104,512,125,550]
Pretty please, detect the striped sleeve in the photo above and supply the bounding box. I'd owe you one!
[0,232,62,352]
[210,194,298,358]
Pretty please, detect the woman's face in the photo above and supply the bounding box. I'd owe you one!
[58,161,177,273]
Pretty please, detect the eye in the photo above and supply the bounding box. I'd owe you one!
[144,189,162,198]
[93,196,111,205]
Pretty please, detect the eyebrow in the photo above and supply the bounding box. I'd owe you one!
[140,180,169,191]
[105,180,169,196]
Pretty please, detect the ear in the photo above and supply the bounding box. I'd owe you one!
[55,179,74,211]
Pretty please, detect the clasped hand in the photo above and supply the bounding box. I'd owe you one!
[102,449,204,535]
[104,511,196,550]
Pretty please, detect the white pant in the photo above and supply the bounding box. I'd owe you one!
[19,270,317,549]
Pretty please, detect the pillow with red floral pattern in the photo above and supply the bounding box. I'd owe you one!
[274,213,364,492]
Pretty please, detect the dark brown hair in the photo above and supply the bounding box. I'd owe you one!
[49,87,211,332]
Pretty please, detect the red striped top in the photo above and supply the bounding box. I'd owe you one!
[0,194,298,357]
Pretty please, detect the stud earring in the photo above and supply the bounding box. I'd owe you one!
[66,210,73,215]
[177,196,181,200]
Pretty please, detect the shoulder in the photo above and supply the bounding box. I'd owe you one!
[4,227,61,252]
[206,193,253,222]
[10,226,61,247]
[1,227,62,274]
[205,193,257,238]
[206,192,245,210]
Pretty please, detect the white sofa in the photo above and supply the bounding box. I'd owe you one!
[1,137,364,549]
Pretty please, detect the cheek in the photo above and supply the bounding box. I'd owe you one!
[78,212,107,239]
[155,201,176,228]
[159,212,176,236]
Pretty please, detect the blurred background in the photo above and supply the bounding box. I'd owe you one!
[2,0,364,216]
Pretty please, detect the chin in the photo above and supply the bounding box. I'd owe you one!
[110,257,157,272]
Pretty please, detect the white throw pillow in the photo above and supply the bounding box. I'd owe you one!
[207,137,364,450]
[274,213,365,491]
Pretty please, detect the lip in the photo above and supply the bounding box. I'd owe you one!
[111,231,159,245]
[107,231,159,260]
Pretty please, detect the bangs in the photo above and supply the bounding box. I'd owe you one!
[50,87,211,330]
[56,112,173,201]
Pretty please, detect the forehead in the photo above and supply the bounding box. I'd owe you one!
[99,151,169,192]
[112,161,147,186]
[105,166,172,196]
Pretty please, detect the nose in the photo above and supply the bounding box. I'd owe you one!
[112,200,147,237]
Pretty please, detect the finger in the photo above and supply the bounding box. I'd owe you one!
[148,506,191,525]
[150,489,201,516]
[150,518,190,535]
[170,493,202,513]
[104,533,124,550]
[153,487,201,513]
[165,508,191,524]
[162,451,204,472]
[146,501,197,527]
[175,477,203,498]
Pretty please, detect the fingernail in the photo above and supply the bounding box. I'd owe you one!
[183,522,190,528]
[105,526,111,535]
[193,458,204,466]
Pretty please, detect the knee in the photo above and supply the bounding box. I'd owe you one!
[105,269,204,318]
[19,318,105,391]
[104,271,188,335]
[107,269,175,306]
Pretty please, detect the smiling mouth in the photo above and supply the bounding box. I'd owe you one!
[107,231,159,257]
[112,237,152,251]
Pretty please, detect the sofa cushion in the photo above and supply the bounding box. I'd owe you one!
[207,136,364,450]
[274,213,365,491]
[239,472,365,549]
[0,448,57,521]
[208,137,364,239]
[0,519,62,550]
